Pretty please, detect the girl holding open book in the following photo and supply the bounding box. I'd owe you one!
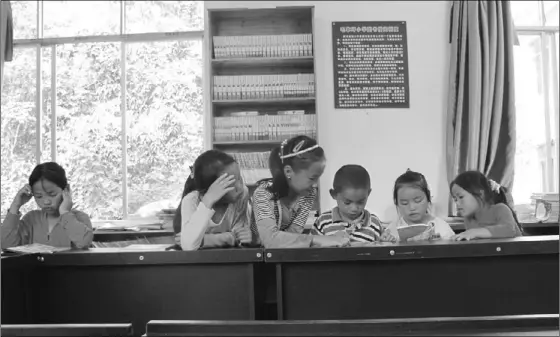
[1,162,93,249]
[384,170,455,242]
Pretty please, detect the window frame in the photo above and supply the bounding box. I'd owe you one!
[8,1,204,220]
[513,0,559,197]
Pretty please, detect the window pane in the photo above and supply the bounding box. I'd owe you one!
[1,48,38,216]
[43,1,120,38]
[55,43,122,220]
[513,35,548,220]
[126,40,203,216]
[11,0,37,39]
[511,1,542,27]
[125,1,203,34]
[544,0,559,26]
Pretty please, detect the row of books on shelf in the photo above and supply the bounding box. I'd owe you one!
[213,74,315,101]
[214,114,316,142]
[213,34,313,59]
[230,152,271,185]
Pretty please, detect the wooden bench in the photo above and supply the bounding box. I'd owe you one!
[145,315,559,336]
[1,323,133,336]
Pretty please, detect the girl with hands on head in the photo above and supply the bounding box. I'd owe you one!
[173,150,259,251]
[2,162,93,249]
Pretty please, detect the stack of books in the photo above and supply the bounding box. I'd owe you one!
[213,34,313,59]
[230,152,271,185]
[213,74,315,101]
[214,111,316,142]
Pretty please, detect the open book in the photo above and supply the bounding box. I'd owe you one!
[4,243,71,254]
[397,224,431,241]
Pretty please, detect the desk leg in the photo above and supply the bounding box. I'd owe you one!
[276,264,284,320]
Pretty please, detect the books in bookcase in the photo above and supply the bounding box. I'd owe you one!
[214,112,316,142]
[213,74,315,101]
[213,34,313,59]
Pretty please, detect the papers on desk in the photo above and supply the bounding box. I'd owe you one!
[4,243,70,254]
[94,218,164,231]
[90,244,172,252]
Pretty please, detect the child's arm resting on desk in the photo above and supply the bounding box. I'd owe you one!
[253,188,312,249]
[1,212,32,249]
[452,204,520,240]
[180,194,235,251]
[61,211,93,249]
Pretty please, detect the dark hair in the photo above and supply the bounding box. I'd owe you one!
[29,162,68,190]
[331,165,371,194]
[173,150,236,234]
[259,135,325,199]
[450,170,521,230]
[393,169,431,205]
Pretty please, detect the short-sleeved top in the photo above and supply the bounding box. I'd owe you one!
[253,181,317,232]
[312,207,382,242]
[464,203,522,238]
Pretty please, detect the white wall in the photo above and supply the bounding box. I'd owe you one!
[205,1,451,221]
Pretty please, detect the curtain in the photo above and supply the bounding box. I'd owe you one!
[446,0,519,212]
[1,0,14,92]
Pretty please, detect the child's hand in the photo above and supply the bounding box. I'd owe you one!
[312,235,350,247]
[10,184,33,212]
[233,226,252,246]
[59,186,73,215]
[380,230,397,243]
[201,173,236,208]
[451,228,489,241]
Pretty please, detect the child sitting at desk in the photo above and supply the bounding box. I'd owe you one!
[1,162,93,249]
[384,170,455,242]
[173,150,259,250]
[252,136,349,248]
[450,170,523,241]
[312,165,388,245]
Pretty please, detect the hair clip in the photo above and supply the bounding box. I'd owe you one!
[189,165,194,179]
[280,139,288,163]
[280,140,319,161]
[488,179,501,192]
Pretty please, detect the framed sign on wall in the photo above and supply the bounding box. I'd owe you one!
[332,21,410,109]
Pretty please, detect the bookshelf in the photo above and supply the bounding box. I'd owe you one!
[206,6,319,211]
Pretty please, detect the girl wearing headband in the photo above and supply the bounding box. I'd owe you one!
[252,135,350,248]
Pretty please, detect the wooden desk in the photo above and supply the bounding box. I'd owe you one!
[1,323,133,336]
[145,314,559,336]
[1,249,264,336]
[92,230,174,242]
[1,254,37,324]
[449,222,559,236]
[266,236,559,320]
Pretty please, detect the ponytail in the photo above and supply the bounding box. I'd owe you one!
[493,185,524,235]
[172,175,196,234]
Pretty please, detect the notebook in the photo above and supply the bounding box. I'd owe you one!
[4,243,70,254]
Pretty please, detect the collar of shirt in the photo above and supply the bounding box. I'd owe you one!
[332,207,369,229]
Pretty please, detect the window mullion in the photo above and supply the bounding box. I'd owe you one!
[35,1,43,164]
[547,33,559,192]
[51,45,56,162]
[540,31,554,192]
[121,1,128,219]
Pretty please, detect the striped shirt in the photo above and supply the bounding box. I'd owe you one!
[252,180,317,248]
[312,207,382,243]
